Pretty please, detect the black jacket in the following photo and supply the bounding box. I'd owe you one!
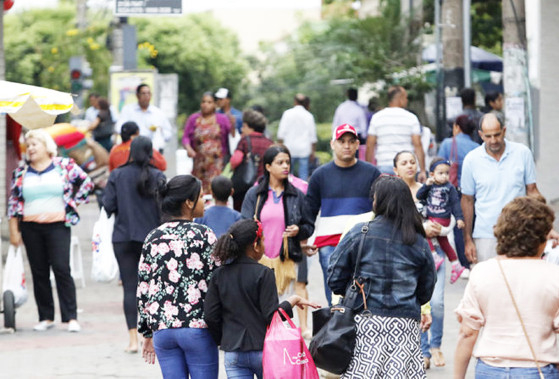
[240,179,314,259]
[204,256,292,351]
[103,164,165,243]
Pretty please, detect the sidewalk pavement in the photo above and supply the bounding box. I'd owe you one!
[2,198,528,378]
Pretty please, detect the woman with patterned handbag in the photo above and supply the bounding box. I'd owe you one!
[328,175,436,378]
[454,196,559,378]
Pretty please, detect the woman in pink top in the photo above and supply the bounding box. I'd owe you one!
[454,196,559,378]
[240,145,315,334]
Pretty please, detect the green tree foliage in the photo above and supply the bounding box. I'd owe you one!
[4,8,248,120]
[133,14,249,116]
[4,3,112,95]
[250,0,427,124]
[471,0,502,55]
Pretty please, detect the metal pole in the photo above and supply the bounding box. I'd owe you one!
[77,0,87,30]
[463,0,472,87]
[1,0,7,222]
[435,0,446,141]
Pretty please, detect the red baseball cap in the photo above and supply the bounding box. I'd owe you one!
[333,123,358,140]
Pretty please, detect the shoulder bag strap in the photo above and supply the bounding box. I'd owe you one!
[246,135,252,156]
[497,259,544,379]
[450,136,458,163]
[253,194,261,221]
[351,222,370,310]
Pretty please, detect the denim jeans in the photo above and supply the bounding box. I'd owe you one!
[319,245,336,306]
[454,192,470,269]
[153,328,218,379]
[420,247,445,357]
[476,359,559,378]
[224,350,263,379]
[291,157,309,180]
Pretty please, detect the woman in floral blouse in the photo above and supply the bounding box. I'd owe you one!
[8,129,93,333]
[138,174,219,379]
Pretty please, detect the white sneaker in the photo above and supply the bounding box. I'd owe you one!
[33,320,55,331]
[68,320,81,333]
[461,268,470,279]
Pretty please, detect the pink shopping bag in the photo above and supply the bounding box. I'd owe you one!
[262,308,319,379]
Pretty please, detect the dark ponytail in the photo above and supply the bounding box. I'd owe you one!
[159,175,201,218]
[213,219,261,263]
[129,136,156,197]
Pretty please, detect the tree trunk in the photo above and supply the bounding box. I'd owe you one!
[502,0,530,147]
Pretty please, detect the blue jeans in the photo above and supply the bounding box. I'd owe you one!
[420,248,445,357]
[291,157,309,180]
[153,328,218,379]
[476,359,559,378]
[319,245,335,306]
[224,351,263,379]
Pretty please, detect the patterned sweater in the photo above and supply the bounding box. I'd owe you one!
[137,220,219,338]
[8,157,93,226]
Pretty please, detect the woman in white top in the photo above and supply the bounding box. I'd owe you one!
[454,196,559,378]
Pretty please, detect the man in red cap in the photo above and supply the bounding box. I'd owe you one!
[305,124,381,305]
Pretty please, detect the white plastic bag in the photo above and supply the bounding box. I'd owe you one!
[544,240,559,265]
[91,208,119,282]
[2,245,28,307]
[228,132,241,154]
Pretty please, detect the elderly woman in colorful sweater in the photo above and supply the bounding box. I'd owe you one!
[8,129,93,333]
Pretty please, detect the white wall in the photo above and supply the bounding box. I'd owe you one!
[529,1,559,203]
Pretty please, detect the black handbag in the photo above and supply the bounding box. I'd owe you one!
[232,136,258,194]
[309,222,371,375]
[280,235,303,263]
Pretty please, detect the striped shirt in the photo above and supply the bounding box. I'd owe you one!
[368,107,421,167]
[306,160,380,248]
[22,164,65,223]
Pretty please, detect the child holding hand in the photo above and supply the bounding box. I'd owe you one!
[417,157,466,283]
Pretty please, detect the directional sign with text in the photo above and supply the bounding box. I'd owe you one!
[115,0,182,16]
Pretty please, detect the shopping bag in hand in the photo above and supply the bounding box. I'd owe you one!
[2,245,28,307]
[91,208,119,282]
[263,308,319,379]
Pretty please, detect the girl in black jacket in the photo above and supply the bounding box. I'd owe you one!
[204,219,319,379]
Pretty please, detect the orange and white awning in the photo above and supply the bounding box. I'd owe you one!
[0,80,79,129]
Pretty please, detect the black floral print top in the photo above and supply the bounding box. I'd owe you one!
[137,220,218,338]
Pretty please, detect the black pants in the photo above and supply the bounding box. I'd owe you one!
[113,241,143,330]
[20,221,76,322]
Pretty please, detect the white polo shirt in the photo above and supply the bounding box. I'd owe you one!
[461,140,537,239]
[116,103,172,151]
[367,107,421,167]
[277,105,317,158]
[332,100,367,137]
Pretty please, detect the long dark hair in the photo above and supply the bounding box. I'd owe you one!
[129,136,156,197]
[260,144,291,187]
[372,176,425,244]
[158,175,201,218]
[213,219,261,264]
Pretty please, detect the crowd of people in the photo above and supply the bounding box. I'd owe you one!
[7,82,559,379]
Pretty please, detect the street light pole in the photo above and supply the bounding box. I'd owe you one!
[1,0,8,221]
[463,0,472,87]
